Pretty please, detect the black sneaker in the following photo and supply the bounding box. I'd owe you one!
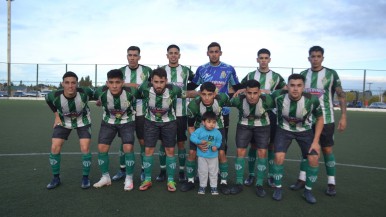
[244,175,255,186]
[325,184,337,196]
[230,184,243,195]
[180,181,195,192]
[194,175,199,183]
[303,189,317,204]
[178,171,187,183]
[81,176,90,189]
[112,170,126,181]
[289,179,305,191]
[267,176,275,188]
[156,170,166,182]
[220,183,231,195]
[255,185,266,197]
[272,187,283,201]
[47,176,61,189]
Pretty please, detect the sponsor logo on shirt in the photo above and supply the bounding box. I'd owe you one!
[63,111,83,120]
[149,106,169,117]
[282,115,304,127]
[304,88,325,98]
[110,109,126,119]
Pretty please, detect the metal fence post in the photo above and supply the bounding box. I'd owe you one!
[36,64,39,90]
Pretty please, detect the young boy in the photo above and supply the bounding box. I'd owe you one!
[190,111,222,195]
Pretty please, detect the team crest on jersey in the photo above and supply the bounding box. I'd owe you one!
[322,77,328,86]
[180,70,187,79]
[220,71,226,78]
[269,79,275,88]
[140,73,145,82]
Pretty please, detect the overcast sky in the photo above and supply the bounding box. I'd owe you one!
[1,0,386,90]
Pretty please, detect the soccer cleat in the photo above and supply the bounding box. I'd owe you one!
[219,183,231,195]
[81,176,90,189]
[267,176,275,188]
[47,177,61,189]
[167,181,177,192]
[230,184,243,195]
[112,170,126,181]
[289,179,306,191]
[303,189,317,204]
[124,176,133,191]
[93,175,112,188]
[211,187,219,195]
[198,187,206,195]
[140,169,145,182]
[244,175,255,186]
[180,181,195,192]
[255,185,266,198]
[178,171,187,183]
[325,184,337,196]
[156,170,166,182]
[272,187,283,201]
[139,180,152,191]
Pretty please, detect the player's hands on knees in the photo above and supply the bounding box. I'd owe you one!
[53,116,62,128]
[308,141,320,156]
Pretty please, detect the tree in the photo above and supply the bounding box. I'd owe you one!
[79,76,93,87]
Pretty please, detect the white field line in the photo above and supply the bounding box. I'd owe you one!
[1,152,385,171]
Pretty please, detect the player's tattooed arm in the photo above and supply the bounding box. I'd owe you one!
[336,87,347,131]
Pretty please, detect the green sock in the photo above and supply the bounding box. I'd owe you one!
[125,152,135,176]
[256,158,267,186]
[186,160,196,181]
[268,149,275,178]
[324,153,336,176]
[305,165,319,190]
[235,158,245,184]
[119,144,125,167]
[247,148,256,176]
[97,152,109,175]
[178,149,186,172]
[81,152,92,176]
[49,153,61,175]
[159,145,166,168]
[273,163,284,188]
[140,145,145,168]
[219,162,229,181]
[166,156,177,182]
[143,155,153,181]
[300,158,308,172]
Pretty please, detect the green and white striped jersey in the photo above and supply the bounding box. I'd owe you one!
[94,86,138,124]
[300,67,342,124]
[161,64,194,117]
[139,81,182,123]
[272,90,323,132]
[120,64,152,116]
[187,93,229,129]
[45,87,93,129]
[229,94,274,126]
[241,69,286,91]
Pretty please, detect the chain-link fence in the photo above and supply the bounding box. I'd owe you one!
[1,62,385,105]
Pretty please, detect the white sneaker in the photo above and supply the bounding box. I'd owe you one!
[93,175,111,188]
[124,176,133,191]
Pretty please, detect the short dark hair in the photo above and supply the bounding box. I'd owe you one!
[167,44,180,52]
[245,79,261,89]
[309,46,324,56]
[151,67,167,79]
[127,46,140,55]
[107,69,123,80]
[62,71,78,81]
[200,82,216,92]
[202,111,217,122]
[288,73,305,83]
[257,48,270,57]
[207,42,221,51]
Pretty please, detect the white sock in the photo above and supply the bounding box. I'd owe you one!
[328,176,336,185]
[299,171,306,181]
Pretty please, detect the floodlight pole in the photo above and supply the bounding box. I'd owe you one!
[7,0,14,97]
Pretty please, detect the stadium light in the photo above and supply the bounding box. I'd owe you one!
[7,0,14,97]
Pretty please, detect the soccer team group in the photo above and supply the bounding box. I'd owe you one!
[45,42,347,204]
